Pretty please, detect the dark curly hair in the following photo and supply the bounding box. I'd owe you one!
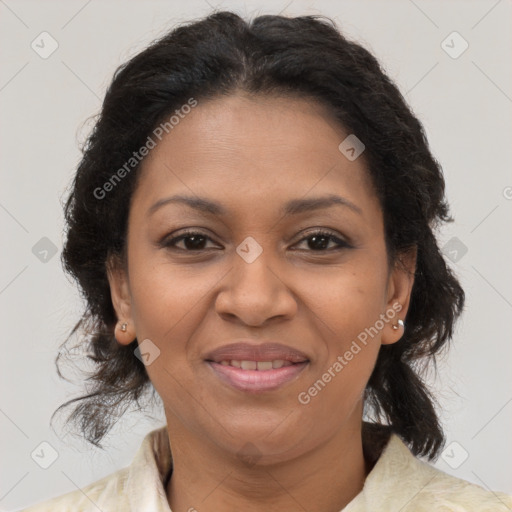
[55,10,465,459]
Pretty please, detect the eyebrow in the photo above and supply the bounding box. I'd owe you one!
[147,193,362,217]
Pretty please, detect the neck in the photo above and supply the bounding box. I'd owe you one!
[165,412,371,512]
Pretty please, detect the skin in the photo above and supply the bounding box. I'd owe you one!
[108,91,416,512]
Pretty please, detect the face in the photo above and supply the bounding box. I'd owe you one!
[108,92,415,464]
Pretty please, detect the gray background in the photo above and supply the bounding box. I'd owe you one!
[1,0,511,510]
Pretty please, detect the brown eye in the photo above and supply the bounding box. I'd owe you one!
[293,230,351,251]
[162,230,217,252]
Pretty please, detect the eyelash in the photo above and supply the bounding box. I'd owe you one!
[161,229,352,253]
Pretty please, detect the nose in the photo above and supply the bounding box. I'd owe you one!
[214,242,298,327]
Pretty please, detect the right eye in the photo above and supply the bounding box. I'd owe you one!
[161,230,219,252]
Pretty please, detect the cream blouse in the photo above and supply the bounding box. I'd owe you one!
[20,426,512,511]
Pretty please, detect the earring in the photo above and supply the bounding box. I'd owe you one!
[392,319,404,330]
[120,322,128,332]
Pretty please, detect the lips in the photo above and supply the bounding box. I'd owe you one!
[208,361,308,392]
[205,341,309,392]
[205,341,309,365]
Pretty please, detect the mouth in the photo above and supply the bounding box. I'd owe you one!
[215,359,297,370]
[204,341,310,393]
[206,361,309,393]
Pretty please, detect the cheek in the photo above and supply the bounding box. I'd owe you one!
[127,263,209,423]
[297,258,387,397]
[294,270,386,425]
[126,255,222,395]
[301,259,389,341]
[127,247,213,338]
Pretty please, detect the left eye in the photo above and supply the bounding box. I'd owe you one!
[162,230,350,252]
[293,230,351,251]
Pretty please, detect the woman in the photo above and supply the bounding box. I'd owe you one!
[21,10,512,512]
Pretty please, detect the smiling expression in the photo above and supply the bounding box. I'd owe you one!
[108,91,415,464]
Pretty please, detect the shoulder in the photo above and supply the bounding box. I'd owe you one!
[365,434,512,511]
[18,466,131,512]
[414,461,512,511]
[17,426,171,512]
[406,461,512,511]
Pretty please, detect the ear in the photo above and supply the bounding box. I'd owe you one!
[381,246,417,345]
[106,253,136,346]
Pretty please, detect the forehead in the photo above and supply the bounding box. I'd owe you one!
[131,92,380,222]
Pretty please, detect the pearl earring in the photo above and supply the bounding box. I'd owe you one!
[392,319,404,330]
[120,322,128,332]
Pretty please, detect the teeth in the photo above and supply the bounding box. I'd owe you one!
[218,359,294,370]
